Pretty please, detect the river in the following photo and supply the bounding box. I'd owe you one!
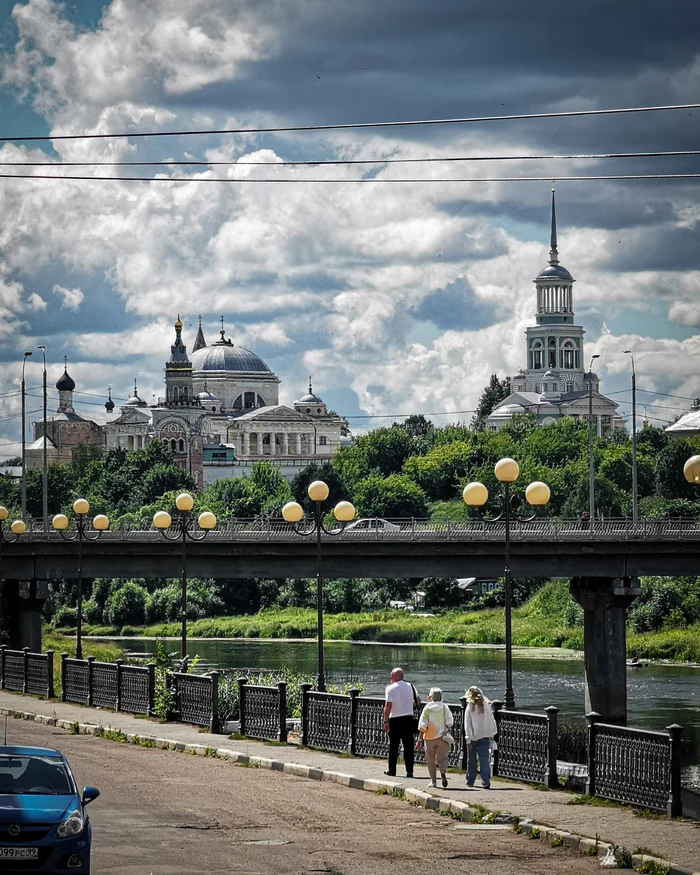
[115,637,700,789]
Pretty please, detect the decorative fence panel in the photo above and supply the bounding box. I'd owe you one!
[587,715,682,817]
[303,689,353,753]
[62,657,90,704]
[354,696,387,758]
[172,671,219,733]
[492,703,559,788]
[238,679,287,742]
[91,662,118,709]
[0,647,53,698]
[120,664,154,715]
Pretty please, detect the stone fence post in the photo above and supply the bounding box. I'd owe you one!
[459,695,468,771]
[237,678,248,736]
[300,683,312,747]
[86,656,95,707]
[209,671,219,734]
[491,700,504,777]
[277,681,287,743]
[46,650,54,699]
[348,688,360,755]
[60,653,67,702]
[22,647,29,693]
[585,711,600,797]
[667,723,683,819]
[545,706,559,789]
[147,663,156,716]
[115,660,123,712]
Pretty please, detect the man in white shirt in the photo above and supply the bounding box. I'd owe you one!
[383,667,420,778]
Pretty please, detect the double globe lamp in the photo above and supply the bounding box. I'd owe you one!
[463,458,551,710]
[282,481,355,691]
[52,499,110,659]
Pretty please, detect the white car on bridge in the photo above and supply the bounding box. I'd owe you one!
[344,518,401,533]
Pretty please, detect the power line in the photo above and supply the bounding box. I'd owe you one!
[6,148,700,167]
[3,102,700,143]
[636,387,697,402]
[5,172,700,185]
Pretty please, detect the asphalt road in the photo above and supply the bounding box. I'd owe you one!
[11,719,601,875]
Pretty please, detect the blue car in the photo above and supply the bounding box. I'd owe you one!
[0,746,99,873]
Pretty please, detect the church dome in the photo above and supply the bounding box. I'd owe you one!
[297,391,323,403]
[124,380,147,407]
[56,368,75,392]
[191,344,272,374]
[543,369,559,380]
[537,263,573,280]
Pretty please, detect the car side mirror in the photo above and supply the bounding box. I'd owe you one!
[82,786,100,805]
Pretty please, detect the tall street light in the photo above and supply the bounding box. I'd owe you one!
[153,493,217,661]
[52,500,110,659]
[463,459,550,710]
[282,481,355,692]
[0,506,26,587]
[588,354,601,528]
[623,350,638,524]
[37,345,48,533]
[20,351,32,521]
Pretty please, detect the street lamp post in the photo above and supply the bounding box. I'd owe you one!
[153,493,217,661]
[52,500,110,659]
[37,346,48,534]
[588,354,601,528]
[463,459,550,710]
[0,507,27,586]
[623,350,638,524]
[20,351,32,521]
[282,482,355,692]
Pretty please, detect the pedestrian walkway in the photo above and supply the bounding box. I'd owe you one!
[1,690,698,872]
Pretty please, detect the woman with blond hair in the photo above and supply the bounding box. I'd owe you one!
[464,686,497,789]
[416,687,453,789]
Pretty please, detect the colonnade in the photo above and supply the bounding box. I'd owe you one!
[236,431,328,457]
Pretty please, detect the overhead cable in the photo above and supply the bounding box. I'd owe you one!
[3,102,700,142]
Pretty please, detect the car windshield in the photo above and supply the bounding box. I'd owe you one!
[0,755,71,795]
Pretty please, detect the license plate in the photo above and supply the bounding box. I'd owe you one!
[0,847,39,859]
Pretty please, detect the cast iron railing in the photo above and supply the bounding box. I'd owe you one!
[171,671,219,733]
[492,702,559,788]
[237,678,287,742]
[586,713,683,817]
[60,654,154,715]
[0,646,54,698]
[302,687,354,753]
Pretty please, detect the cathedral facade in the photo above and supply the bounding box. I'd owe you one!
[486,192,624,434]
[29,318,347,487]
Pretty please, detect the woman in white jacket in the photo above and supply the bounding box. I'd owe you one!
[464,686,498,789]
[416,688,453,789]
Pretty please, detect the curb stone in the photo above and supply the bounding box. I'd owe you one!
[2,705,699,875]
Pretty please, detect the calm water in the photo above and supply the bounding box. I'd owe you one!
[117,638,700,788]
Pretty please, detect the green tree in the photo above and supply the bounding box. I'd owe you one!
[106,582,147,628]
[354,474,428,518]
[471,374,511,429]
[333,426,416,489]
[290,461,349,513]
[397,414,433,438]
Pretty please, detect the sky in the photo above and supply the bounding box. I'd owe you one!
[1,0,700,457]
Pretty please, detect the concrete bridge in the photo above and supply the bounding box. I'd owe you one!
[2,518,699,580]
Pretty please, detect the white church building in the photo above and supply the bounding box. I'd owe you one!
[486,192,624,434]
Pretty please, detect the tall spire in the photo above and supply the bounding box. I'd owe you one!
[308,374,313,395]
[549,184,559,265]
[193,314,207,352]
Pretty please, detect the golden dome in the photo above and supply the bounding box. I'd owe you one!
[174,315,183,330]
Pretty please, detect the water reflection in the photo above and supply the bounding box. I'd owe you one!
[118,638,700,785]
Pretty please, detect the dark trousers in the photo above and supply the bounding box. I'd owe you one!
[388,714,415,776]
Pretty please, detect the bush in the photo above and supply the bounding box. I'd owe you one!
[106,582,147,629]
[557,719,587,765]
[53,605,77,628]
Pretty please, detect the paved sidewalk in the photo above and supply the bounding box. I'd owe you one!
[1,690,698,872]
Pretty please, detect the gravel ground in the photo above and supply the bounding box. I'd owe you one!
[13,719,601,875]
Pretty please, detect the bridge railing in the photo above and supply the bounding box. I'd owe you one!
[19,516,700,541]
[0,646,54,698]
[492,701,559,788]
[171,670,219,734]
[60,654,155,715]
[237,677,287,742]
[586,713,683,817]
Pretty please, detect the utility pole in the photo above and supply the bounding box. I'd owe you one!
[588,355,600,527]
[20,351,32,520]
[624,351,638,524]
[38,346,48,533]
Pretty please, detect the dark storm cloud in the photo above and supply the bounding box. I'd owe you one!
[412,278,498,331]
[602,227,700,273]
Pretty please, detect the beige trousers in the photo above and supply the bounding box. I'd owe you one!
[425,737,450,782]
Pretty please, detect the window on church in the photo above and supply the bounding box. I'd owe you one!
[179,439,185,452]
[319,435,328,445]
[561,343,575,370]
[548,350,556,368]
[183,386,188,401]
[532,348,542,369]
[171,439,176,452]
[244,392,257,408]
[173,387,179,403]
[233,395,243,409]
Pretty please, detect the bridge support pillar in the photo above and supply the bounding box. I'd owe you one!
[1,580,50,652]
[570,576,640,725]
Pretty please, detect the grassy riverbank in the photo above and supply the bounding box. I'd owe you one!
[73,582,700,663]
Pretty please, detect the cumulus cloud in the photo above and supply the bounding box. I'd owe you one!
[52,284,84,310]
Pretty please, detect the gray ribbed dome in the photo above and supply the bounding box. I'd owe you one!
[191,344,271,373]
[537,263,573,280]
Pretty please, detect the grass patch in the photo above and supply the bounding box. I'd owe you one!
[639,862,670,875]
[94,726,127,743]
[529,827,540,840]
[551,835,564,848]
